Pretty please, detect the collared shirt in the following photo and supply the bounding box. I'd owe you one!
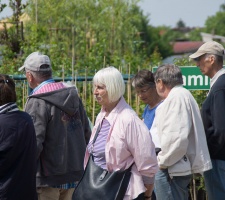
[30,79,55,95]
[87,118,111,169]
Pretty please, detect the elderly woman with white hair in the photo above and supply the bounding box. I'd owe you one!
[83,67,158,200]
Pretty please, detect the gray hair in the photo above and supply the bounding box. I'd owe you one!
[154,64,183,88]
[131,69,155,88]
[27,64,52,83]
[93,66,125,102]
[206,54,223,65]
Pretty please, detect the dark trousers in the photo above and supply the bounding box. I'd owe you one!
[152,191,157,200]
[133,193,145,200]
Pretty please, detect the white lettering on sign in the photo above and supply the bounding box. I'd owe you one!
[182,75,209,86]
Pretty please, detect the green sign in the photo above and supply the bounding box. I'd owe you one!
[153,66,210,90]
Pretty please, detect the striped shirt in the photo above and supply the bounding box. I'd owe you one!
[31,79,66,95]
[87,118,111,169]
[53,182,77,189]
[30,79,55,95]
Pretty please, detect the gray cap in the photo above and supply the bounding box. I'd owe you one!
[189,41,225,59]
[19,52,51,71]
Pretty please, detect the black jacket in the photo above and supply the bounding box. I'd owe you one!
[0,109,37,200]
[201,74,225,160]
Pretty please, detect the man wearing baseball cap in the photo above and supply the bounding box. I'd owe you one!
[189,41,225,200]
[20,52,91,200]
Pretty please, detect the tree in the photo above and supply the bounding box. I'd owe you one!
[0,0,6,12]
[0,0,27,74]
[1,0,170,76]
[205,6,225,36]
[188,28,203,41]
[220,3,225,12]
[22,0,165,74]
[23,1,124,68]
[176,19,186,28]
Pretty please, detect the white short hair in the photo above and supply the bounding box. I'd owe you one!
[93,66,125,102]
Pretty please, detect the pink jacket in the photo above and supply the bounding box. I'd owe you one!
[84,97,158,199]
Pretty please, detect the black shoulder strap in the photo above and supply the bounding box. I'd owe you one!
[92,123,102,144]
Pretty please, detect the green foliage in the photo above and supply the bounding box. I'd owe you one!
[0,0,175,77]
[159,27,184,42]
[191,90,208,108]
[0,0,27,73]
[148,46,162,68]
[173,56,193,66]
[0,0,173,120]
[0,45,23,74]
[188,28,203,41]
[220,3,225,11]
[23,0,144,72]
[205,11,225,36]
[145,26,173,59]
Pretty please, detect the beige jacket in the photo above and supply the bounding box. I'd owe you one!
[155,85,212,177]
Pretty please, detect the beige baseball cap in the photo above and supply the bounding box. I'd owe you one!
[189,41,225,59]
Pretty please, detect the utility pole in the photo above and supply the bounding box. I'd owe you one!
[72,26,75,84]
[35,0,38,24]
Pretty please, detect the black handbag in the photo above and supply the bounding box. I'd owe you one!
[73,123,133,200]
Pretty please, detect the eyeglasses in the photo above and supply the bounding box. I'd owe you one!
[136,87,153,95]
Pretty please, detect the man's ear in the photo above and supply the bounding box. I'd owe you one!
[29,73,32,82]
[27,72,33,83]
[158,79,164,90]
[156,79,166,96]
[209,55,216,64]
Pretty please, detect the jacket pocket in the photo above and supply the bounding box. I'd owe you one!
[168,155,191,177]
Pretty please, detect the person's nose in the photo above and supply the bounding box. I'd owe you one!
[93,87,98,95]
[137,92,143,98]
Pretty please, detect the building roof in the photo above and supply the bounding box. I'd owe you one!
[201,32,225,43]
[0,13,30,31]
[173,41,204,54]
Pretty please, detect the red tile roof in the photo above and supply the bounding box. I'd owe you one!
[173,41,204,54]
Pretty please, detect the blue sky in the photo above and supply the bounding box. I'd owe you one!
[137,0,225,27]
[1,0,224,27]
